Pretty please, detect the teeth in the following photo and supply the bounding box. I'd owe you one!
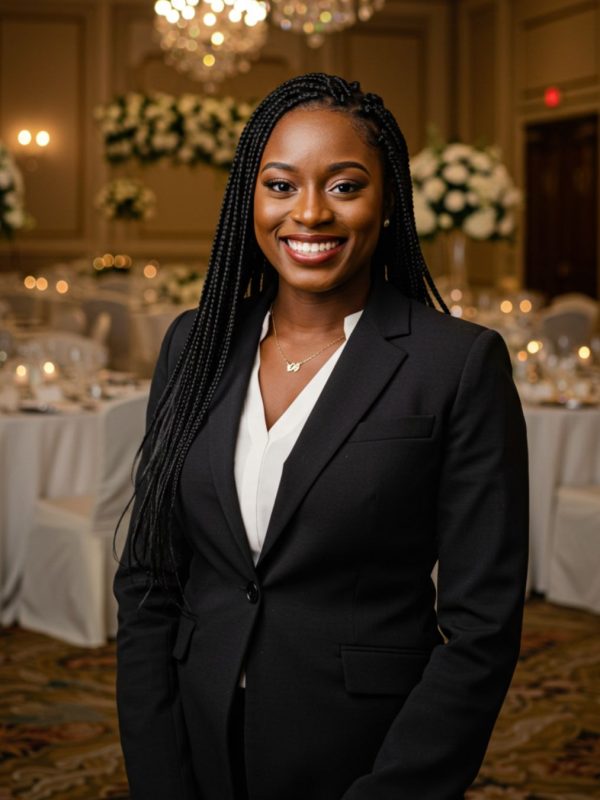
[286,239,340,254]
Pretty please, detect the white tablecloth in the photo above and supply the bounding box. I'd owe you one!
[0,391,149,625]
[524,404,600,592]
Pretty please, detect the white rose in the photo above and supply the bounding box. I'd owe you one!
[3,191,17,208]
[442,143,473,162]
[4,208,24,228]
[444,190,466,212]
[422,177,446,203]
[413,189,437,236]
[438,213,453,230]
[178,147,194,163]
[470,151,492,172]
[442,163,469,185]
[497,213,515,237]
[468,174,502,203]
[410,149,438,181]
[0,169,11,189]
[178,94,199,115]
[463,208,496,240]
[466,191,479,206]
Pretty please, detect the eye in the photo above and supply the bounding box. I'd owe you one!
[264,179,294,193]
[331,181,362,194]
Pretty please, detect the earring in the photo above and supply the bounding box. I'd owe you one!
[383,218,390,228]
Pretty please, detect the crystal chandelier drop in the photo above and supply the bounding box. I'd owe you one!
[154,0,269,89]
[269,0,385,48]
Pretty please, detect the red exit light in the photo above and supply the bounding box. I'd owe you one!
[544,86,561,107]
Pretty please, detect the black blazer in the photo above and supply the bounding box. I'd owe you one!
[114,277,529,800]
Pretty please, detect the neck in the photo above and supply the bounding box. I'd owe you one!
[271,274,371,334]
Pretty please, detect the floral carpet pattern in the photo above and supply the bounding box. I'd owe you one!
[0,598,598,799]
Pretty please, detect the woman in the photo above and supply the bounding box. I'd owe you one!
[114,73,529,800]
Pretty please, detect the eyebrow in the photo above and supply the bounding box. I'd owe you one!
[260,160,371,176]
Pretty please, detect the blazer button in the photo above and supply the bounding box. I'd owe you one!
[246,581,260,604]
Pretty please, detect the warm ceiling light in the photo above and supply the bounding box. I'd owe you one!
[17,129,32,145]
[500,300,513,313]
[144,264,158,278]
[519,299,532,313]
[36,130,50,147]
[56,280,69,294]
[23,275,36,289]
[43,361,56,375]
[36,277,49,291]
[578,345,591,359]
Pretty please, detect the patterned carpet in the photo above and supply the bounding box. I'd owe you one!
[0,598,598,799]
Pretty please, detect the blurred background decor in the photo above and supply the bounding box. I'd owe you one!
[95,92,256,169]
[95,177,157,222]
[0,141,32,240]
[411,133,522,312]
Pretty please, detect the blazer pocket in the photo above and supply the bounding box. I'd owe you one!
[340,644,431,696]
[172,614,196,662]
[348,415,435,443]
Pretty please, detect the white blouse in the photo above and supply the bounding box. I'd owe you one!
[234,307,363,687]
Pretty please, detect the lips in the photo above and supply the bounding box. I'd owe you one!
[280,235,346,264]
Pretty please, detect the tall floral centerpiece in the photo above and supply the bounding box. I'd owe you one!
[95,177,156,222]
[0,142,32,240]
[410,138,522,308]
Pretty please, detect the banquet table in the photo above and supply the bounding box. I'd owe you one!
[0,389,149,626]
[523,404,600,593]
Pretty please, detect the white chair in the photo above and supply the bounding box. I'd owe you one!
[83,295,132,371]
[18,393,148,646]
[547,485,600,614]
[89,311,112,348]
[539,305,598,352]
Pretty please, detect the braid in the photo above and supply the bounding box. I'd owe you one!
[124,73,449,593]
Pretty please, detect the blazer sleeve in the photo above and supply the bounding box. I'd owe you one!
[341,327,529,800]
[113,311,199,800]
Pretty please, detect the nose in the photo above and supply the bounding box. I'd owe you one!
[290,187,334,227]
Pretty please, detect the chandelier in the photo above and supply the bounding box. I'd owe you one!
[154,0,268,89]
[269,0,385,47]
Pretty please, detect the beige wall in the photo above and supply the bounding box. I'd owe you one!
[0,0,451,272]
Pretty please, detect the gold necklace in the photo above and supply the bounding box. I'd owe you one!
[270,306,346,373]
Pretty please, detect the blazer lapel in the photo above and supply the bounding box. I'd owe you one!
[257,279,412,568]
[207,288,274,574]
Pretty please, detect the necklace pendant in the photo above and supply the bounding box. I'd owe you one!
[286,362,301,373]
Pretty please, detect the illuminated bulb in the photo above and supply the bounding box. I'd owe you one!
[23,275,36,289]
[228,9,242,21]
[16,364,28,378]
[519,299,532,313]
[166,8,180,23]
[144,264,158,279]
[103,253,115,267]
[36,130,50,147]
[36,277,48,291]
[203,53,216,66]
[114,255,126,268]
[517,351,527,362]
[578,345,591,359]
[17,129,32,146]
[93,257,104,270]
[211,31,225,44]
[182,6,195,19]
[56,280,69,294]
[211,0,224,10]
[172,0,186,9]
[320,10,332,21]
[43,361,56,376]
[203,12,217,24]
[500,300,513,314]
[450,288,462,302]
[526,340,541,355]
[450,305,463,318]
[155,0,171,14]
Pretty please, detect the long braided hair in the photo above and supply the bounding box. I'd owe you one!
[124,73,449,591]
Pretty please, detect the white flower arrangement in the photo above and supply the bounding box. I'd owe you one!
[95,177,156,222]
[410,138,522,241]
[0,142,32,238]
[94,92,256,171]
[157,264,205,305]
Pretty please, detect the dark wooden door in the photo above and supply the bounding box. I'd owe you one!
[525,115,598,299]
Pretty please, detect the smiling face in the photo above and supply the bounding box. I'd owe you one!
[253,107,386,298]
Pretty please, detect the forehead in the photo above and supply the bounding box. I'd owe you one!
[259,108,381,169]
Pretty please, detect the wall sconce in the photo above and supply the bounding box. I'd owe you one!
[15,128,51,173]
[17,129,51,150]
